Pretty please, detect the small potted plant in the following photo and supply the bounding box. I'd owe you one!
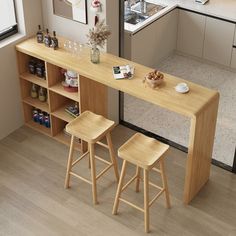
[87,19,111,64]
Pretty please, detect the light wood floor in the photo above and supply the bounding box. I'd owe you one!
[0,125,235,236]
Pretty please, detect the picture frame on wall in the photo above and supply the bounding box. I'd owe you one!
[53,0,88,24]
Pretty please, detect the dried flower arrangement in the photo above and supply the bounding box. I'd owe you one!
[87,20,111,48]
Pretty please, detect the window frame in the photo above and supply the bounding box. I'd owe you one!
[0,0,18,42]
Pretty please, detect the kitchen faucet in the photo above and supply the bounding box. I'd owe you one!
[125,0,146,14]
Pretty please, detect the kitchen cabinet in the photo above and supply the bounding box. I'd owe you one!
[231,48,236,69]
[203,17,235,66]
[234,29,236,46]
[125,9,178,68]
[177,10,206,57]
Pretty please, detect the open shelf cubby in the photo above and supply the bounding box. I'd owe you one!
[49,90,79,123]
[23,103,52,137]
[51,116,81,150]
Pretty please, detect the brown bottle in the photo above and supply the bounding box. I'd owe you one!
[51,31,59,50]
[44,29,51,47]
[36,25,44,43]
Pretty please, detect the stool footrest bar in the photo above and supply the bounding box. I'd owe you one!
[121,174,138,192]
[149,182,163,190]
[149,189,165,207]
[152,167,161,173]
[96,164,113,180]
[97,141,109,149]
[95,155,111,165]
[72,151,89,166]
[70,172,92,184]
[119,197,144,212]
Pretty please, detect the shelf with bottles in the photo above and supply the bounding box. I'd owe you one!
[17,51,47,86]
[23,103,52,136]
[51,116,81,150]
[20,79,49,113]
[49,91,79,123]
[46,63,80,102]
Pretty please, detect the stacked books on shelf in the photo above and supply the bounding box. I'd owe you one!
[65,103,80,118]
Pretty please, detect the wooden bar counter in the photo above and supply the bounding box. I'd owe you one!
[16,37,219,204]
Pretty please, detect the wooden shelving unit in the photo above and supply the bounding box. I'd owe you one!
[16,38,108,153]
[17,50,81,151]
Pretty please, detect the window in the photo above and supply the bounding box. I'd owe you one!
[0,0,17,41]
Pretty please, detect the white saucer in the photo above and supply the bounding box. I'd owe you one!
[175,86,190,93]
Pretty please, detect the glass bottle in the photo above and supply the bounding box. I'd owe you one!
[30,84,38,98]
[44,29,51,47]
[51,31,59,50]
[90,45,100,64]
[36,25,44,43]
[38,87,47,102]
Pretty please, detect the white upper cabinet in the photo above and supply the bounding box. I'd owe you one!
[203,17,235,66]
[177,10,206,57]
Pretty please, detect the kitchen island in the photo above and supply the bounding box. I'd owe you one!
[16,37,219,204]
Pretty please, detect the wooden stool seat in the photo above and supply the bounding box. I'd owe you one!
[66,111,115,143]
[65,111,119,205]
[118,133,169,170]
[113,133,171,233]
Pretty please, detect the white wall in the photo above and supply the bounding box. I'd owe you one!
[41,0,107,44]
[0,0,43,140]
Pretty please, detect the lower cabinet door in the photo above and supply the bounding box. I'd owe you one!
[231,48,236,69]
[203,17,235,66]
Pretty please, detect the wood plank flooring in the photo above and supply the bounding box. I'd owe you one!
[0,126,235,235]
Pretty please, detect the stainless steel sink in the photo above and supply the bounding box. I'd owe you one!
[125,13,149,25]
[132,1,166,16]
[124,1,167,25]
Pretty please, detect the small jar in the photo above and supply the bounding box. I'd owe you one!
[32,108,39,122]
[38,87,47,102]
[36,61,45,78]
[28,59,36,74]
[38,112,44,125]
[30,84,38,98]
[44,113,51,128]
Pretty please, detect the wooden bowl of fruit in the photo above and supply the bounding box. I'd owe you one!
[144,70,164,88]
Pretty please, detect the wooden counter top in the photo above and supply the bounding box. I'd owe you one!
[16,37,219,118]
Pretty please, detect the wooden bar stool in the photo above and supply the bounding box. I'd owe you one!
[64,111,119,205]
[112,133,171,233]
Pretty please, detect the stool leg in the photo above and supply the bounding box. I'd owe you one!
[106,133,119,182]
[112,160,127,215]
[135,166,141,192]
[144,169,150,233]
[89,143,98,205]
[160,159,171,209]
[65,135,75,189]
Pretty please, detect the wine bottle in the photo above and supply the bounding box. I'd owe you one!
[51,31,59,50]
[36,25,44,43]
[44,29,51,47]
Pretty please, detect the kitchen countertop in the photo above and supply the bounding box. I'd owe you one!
[125,0,236,33]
